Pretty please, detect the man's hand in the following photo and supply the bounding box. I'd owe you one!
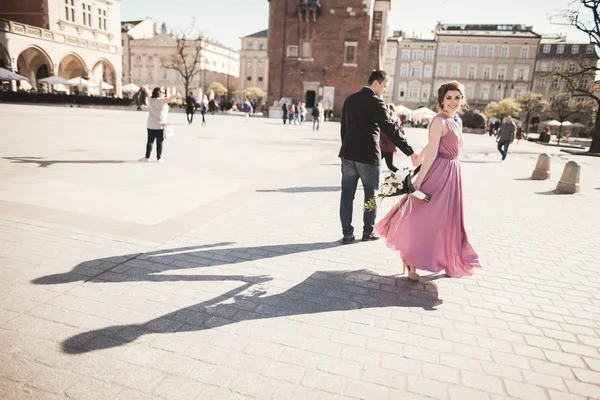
[410,153,421,167]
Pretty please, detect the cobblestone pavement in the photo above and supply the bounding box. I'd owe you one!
[1,104,599,400]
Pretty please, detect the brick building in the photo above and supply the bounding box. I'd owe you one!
[266,0,391,119]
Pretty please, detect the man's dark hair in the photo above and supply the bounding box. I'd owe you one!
[368,70,387,85]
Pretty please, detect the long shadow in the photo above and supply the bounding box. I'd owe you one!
[31,241,341,285]
[257,186,340,193]
[61,269,444,354]
[3,156,131,168]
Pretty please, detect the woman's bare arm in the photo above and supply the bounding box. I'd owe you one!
[414,117,444,189]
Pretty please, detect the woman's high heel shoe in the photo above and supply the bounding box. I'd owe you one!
[403,263,420,281]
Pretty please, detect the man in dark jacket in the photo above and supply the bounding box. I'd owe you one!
[185,92,197,124]
[339,70,420,244]
[281,101,288,124]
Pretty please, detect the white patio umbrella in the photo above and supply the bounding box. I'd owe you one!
[121,82,140,93]
[0,67,29,81]
[560,121,572,127]
[38,76,72,86]
[395,104,413,115]
[68,77,92,87]
[570,122,586,128]
[412,107,437,118]
[543,120,561,127]
[90,80,113,90]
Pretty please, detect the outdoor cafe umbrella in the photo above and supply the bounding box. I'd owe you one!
[0,67,29,82]
[395,104,414,115]
[38,76,72,86]
[560,121,572,127]
[68,77,92,87]
[90,79,113,90]
[412,107,437,119]
[121,82,140,93]
[543,120,561,127]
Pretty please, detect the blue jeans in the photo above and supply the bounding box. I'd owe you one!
[340,158,380,238]
[498,140,510,160]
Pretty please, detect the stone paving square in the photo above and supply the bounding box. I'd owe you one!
[1,104,600,399]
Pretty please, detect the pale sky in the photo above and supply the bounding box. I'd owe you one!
[120,0,591,50]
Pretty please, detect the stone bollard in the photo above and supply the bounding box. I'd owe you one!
[555,161,580,194]
[531,153,551,180]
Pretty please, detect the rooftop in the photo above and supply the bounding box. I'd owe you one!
[243,29,268,39]
[436,23,540,38]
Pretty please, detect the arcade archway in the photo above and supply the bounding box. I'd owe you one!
[17,46,52,87]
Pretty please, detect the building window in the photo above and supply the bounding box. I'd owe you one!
[301,40,312,58]
[571,44,579,54]
[82,2,92,26]
[424,65,433,77]
[486,46,494,57]
[453,45,461,56]
[247,76,251,81]
[259,43,265,50]
[258,60,264,68]
[537,77,546,88]
[553,62,562,71]
[402,50,410,60]
[344,42,357,64]
[520,47,528,59]
[517,68,525,80]
[500,46,509,58]
[483,66,491,79]
[495,89,503,100]
[426,50,434,61]
[480,87,489,100]
[497,67,506,80]
[258,77,263,82]
[148,56,153,61]
[148,71,153,80]
[400,64,409,77]
[413,50,424,60]
[451,65,459,78]
[437,64,445,77]
[471,46,479,57]
[422,87,429,100]
[439,45,447,56]
[408,87,419,99]
[372,11,383,41]
[557,44,565,54]
[467,66,476,79]
[248,42,254,50]
[65,0,75,22]
[551,79,559,88]
[586,45,595,54]
[543,44,551,53]
[98,9,107,31]
[568,63,577,72]
[287,45,298,58]
[539,61,549,71]
[135,55,141,61]
[411,66,421,77]
[398,87,405,99]
[161,68,167,79]
[247,60,253,69]
[465,86,473,99]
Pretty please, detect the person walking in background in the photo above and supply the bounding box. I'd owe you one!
[300,102,307,125]
[376,80,481,280]
[294,102,300,125]
[516,123,523,143]
[185,91,197,125]
[139,86,181,163]
[200,95,208,126]
[312,102,323,131]
[288,103,296,125]
[281,101,289,124]
[339,70,420,244]
[380,104,402,173]
[497,116,516,160]
[243,98,253,122]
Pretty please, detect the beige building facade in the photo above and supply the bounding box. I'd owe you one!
[239,29,268,98]
[384,31,436,108]
[433,24,541,109]
[121,19,239,97]
[0,0,123,94]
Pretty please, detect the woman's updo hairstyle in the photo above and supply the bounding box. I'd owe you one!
[437,80,469,111]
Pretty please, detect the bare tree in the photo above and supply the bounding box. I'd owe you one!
[517,92,549,135]
[550,92,595,144]
[161,34,203,100]
[551,0,600,152]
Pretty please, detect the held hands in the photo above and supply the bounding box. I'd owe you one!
[410,153,422,167]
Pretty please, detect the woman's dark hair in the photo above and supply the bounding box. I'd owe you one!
[151,87,163,98]
[437,80,469,111]
[368,70,388,85]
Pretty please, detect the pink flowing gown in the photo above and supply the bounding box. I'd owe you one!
[375,113,481,278]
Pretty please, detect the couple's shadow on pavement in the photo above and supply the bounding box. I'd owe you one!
[3,156,133,168]
[31,241,445,354]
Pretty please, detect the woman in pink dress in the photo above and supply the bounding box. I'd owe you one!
[375,81,481,280]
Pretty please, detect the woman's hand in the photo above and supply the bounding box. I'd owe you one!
[414,181,422,190]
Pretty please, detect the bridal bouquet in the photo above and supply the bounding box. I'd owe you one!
[364,167,430,211]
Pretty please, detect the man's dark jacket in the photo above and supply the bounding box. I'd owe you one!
[339,87,414,165]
